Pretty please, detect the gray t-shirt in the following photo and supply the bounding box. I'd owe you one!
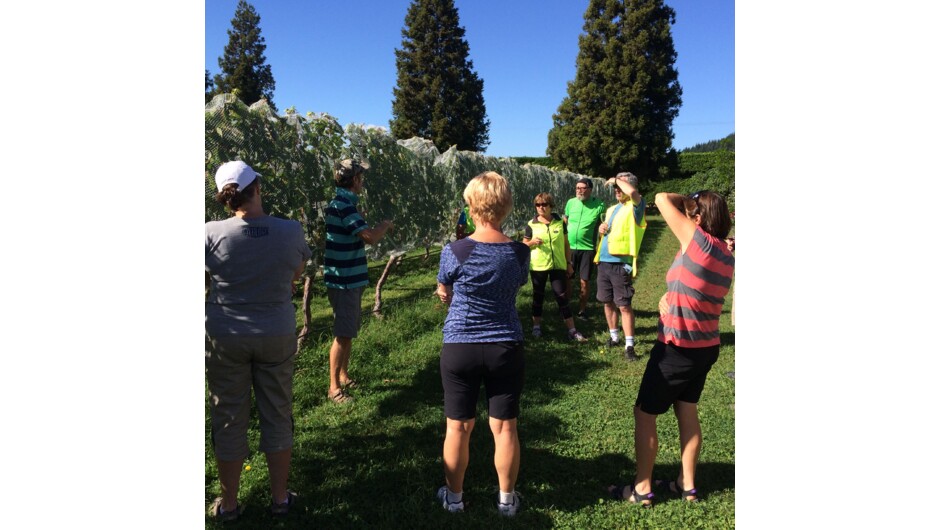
[205,215,312,336]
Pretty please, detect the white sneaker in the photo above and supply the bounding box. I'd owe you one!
[568,330,587,342]
[436,486,464,513]
[497,491,521,517]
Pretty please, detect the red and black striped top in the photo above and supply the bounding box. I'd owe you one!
[658,226,735,348]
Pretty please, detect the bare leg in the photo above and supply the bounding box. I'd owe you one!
[329,337,351,395]
[489,417,520,492]
[619,305,635,337]
[532,316,542,327]
[443,418,475,493]
[604,302,619,331]
[216,457,244,512]
[579,279,589,313]
[674,400,702,498]
[265,448,292,504]
[563,316,576,330]
[632,406,658,497]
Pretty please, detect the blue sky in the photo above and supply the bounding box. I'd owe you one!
[205,0,734,157]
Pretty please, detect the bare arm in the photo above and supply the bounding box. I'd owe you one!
[655,192,697,252]
[435,282,453,304]
[358,220,394,245]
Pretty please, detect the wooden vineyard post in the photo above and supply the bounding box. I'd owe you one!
[372,253,404,319]
[296,254,319,350]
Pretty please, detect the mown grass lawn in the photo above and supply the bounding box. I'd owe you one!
[205,215,735,528]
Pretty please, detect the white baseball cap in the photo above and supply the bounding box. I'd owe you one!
[214,161,259,192]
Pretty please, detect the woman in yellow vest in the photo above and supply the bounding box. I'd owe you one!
[523,193,588,342]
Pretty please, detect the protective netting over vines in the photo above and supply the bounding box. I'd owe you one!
[205,94,613,274]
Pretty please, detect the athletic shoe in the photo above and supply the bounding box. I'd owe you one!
[624,345,639,361]
[496,491,522,517]
[606,337,620,348]
[532,327,542,338]
[271,490,298,516]
[568,330,588,342]
[437,486,465,513]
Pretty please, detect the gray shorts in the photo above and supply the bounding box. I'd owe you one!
[596,261,635,307]
[205,334,297,461]
[327,286,366,338]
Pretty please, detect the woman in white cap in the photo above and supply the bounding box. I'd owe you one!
[205,161,312,521]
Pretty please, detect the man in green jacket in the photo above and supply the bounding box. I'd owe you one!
[563,178,605,319]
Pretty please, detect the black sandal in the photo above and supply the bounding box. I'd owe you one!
[655,479,699,502]
[607,483,654,507]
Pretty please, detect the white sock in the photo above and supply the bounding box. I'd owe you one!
[625,336,634,347]
[447,488,463,504]
[610,329,620,341]
[499,490,515,504]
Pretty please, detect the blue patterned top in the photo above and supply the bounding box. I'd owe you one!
[437,238,530,343]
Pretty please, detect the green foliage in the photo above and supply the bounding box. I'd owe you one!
[645,150,735,212]
[205,219,735,528]
[212,0,277,111]
[511,156,555,167]
[548,0,683,182]
[390,0,490,152]
[682,133,735,153]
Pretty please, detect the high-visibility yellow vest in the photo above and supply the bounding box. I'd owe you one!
[527,214,567,271]
[594,200,647,278]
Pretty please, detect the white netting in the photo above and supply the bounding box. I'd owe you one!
[205,94,612,264]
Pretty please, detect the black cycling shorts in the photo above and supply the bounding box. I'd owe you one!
[440,341,525,420]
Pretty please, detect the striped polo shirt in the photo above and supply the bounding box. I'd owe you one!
[324,187,368,289]
[658,226,735,348]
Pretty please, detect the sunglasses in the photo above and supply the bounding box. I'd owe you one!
[689,190,708,200]
[535,203,552,207]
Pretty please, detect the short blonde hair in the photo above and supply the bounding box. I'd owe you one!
[463,171,513,225]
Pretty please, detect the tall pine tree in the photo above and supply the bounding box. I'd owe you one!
[548,0,682,180]
[213,0,276,110]
[391,0,490,152]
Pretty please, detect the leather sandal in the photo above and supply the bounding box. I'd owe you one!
[608,483,654,507]
[327,389,353,404]
[655,479,699,502]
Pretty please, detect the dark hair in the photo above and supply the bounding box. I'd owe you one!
[533,192,555,208]
[683,191,732,240]
[576,177,593,189]
[215,177,260,211]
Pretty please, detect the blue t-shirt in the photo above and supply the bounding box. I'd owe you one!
[437,238,529,343]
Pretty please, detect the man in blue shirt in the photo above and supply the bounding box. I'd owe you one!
[324,159,394,403]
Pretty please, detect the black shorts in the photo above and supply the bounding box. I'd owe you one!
[570,250,595,282]
[635,341,719,415]
[596,262,635,307]
[440,341,525,420]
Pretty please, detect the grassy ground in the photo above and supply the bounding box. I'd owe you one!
[205,214,735,528]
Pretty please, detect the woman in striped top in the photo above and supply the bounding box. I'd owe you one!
[608,190,734,506]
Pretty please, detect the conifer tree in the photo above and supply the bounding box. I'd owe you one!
[391,0,490,152]
[205,70,214,104]
[213,0,276,110]
[548,0,682,180]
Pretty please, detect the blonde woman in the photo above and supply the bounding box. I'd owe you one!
[435,171,529,516]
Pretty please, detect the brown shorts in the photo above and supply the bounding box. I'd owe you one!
[205,334,296,461]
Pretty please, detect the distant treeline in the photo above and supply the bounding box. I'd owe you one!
[681,133,734,153]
